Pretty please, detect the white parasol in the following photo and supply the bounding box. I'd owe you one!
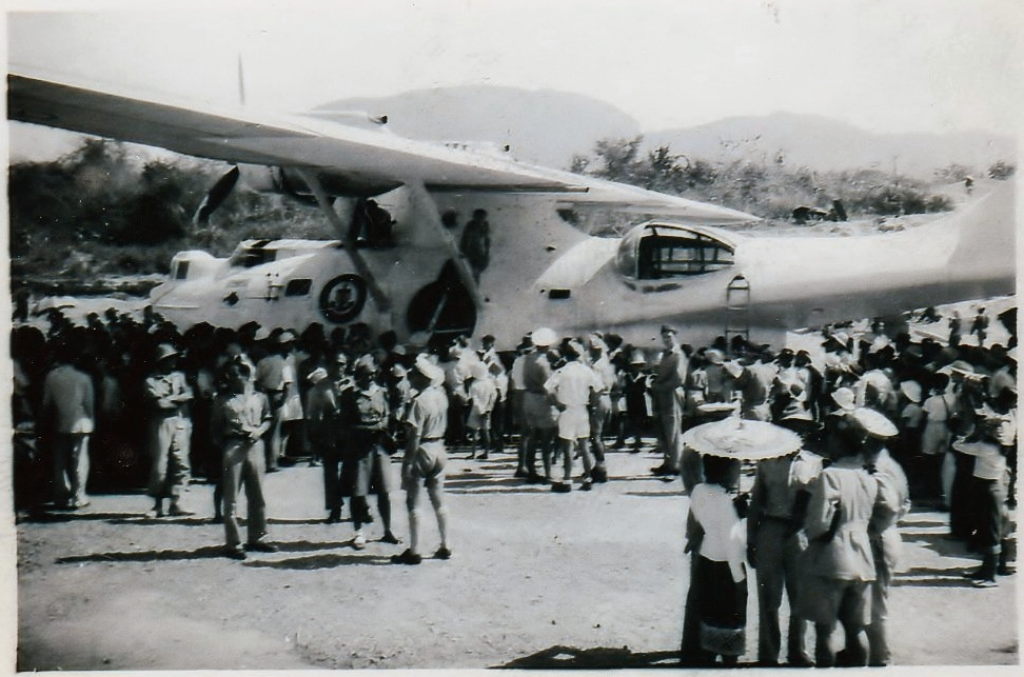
[682,416,802,461]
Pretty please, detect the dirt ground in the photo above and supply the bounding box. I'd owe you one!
[10,441,1019,672]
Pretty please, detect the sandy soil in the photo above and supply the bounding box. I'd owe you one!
[14,443,1018,671]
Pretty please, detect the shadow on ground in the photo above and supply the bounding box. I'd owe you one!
[892,565,985,588]
[496,645,682,670]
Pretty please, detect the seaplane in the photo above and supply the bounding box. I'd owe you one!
[7,65,1016,349]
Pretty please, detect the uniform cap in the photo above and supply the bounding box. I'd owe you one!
[706,348,725,365]
[307,367,328,384]
[414,354,445,386]
[531,327,558,347]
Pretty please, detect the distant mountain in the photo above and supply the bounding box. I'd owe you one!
[319,89,1013,180]
[643,112,1016,179]
[320,86,640,170]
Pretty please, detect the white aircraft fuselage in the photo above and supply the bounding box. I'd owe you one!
[150,181,1015,350]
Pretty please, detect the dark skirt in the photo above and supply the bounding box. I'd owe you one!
[682,555,748,661]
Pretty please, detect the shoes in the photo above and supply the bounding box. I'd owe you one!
[167,505,195,517]
[514,468,529,478]
[580,480,593,492]
[478,452,489,460]
[390,548,423,565]
[434,546,453,560]
[591,467,608,483]
[69,499,91,510]
[526,473,548,485]
[326,508,341,524]
[788,655,815,668]
[353,533,367,550]
[381,532,402,545]
[245,540,279,553]
[962,568,986,580]
[211,514,224,525]
[551,482,572,493]
[972,578,998,588]
[308,460,321,467]
[651,464,671,476]
[224,546,247,560]
[468,452,476,460]
[997,565,1016,576]
[145,508,164,518]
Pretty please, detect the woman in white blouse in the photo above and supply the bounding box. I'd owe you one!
[680,454,747,666]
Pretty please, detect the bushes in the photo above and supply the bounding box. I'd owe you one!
[570,137,960,221]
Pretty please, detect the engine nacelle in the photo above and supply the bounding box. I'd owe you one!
[237,164,403,201]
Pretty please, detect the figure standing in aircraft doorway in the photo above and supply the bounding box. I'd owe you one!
[459,208,491,282]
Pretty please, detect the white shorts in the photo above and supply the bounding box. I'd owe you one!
[558,405,591,441]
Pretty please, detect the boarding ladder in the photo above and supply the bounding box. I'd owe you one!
[725,275,751,348]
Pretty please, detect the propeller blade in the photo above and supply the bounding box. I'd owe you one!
[193,166,241,226]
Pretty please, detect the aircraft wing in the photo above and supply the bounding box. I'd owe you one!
[8,66,758,225]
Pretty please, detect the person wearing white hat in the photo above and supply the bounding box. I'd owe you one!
[853,407,910,667]
[465,361,498,460]
[796,418,878,668]
[254,330,302,472]
[519,329,560,483]
[305,352,351,524]
[544,340,603,492]
[394,354,452,564]
[143,343,195,517]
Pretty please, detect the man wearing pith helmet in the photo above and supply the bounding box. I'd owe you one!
[519,328,560,484]
[394,354,452,565]
[143,342,195,518]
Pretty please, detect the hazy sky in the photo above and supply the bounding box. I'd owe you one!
[5,0,1023,150]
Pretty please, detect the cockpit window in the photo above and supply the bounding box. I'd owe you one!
[617,223,734,280]
[229,243,277,268]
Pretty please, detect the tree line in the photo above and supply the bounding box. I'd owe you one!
[9,137,1015,280]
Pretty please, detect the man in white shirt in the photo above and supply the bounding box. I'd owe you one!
[545,340,602,493]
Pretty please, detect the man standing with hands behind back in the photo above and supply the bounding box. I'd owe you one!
[651,325,688,478]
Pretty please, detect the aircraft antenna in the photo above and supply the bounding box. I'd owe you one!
[237,53,247,106]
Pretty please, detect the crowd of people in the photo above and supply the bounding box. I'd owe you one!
[11,303,1017,665]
